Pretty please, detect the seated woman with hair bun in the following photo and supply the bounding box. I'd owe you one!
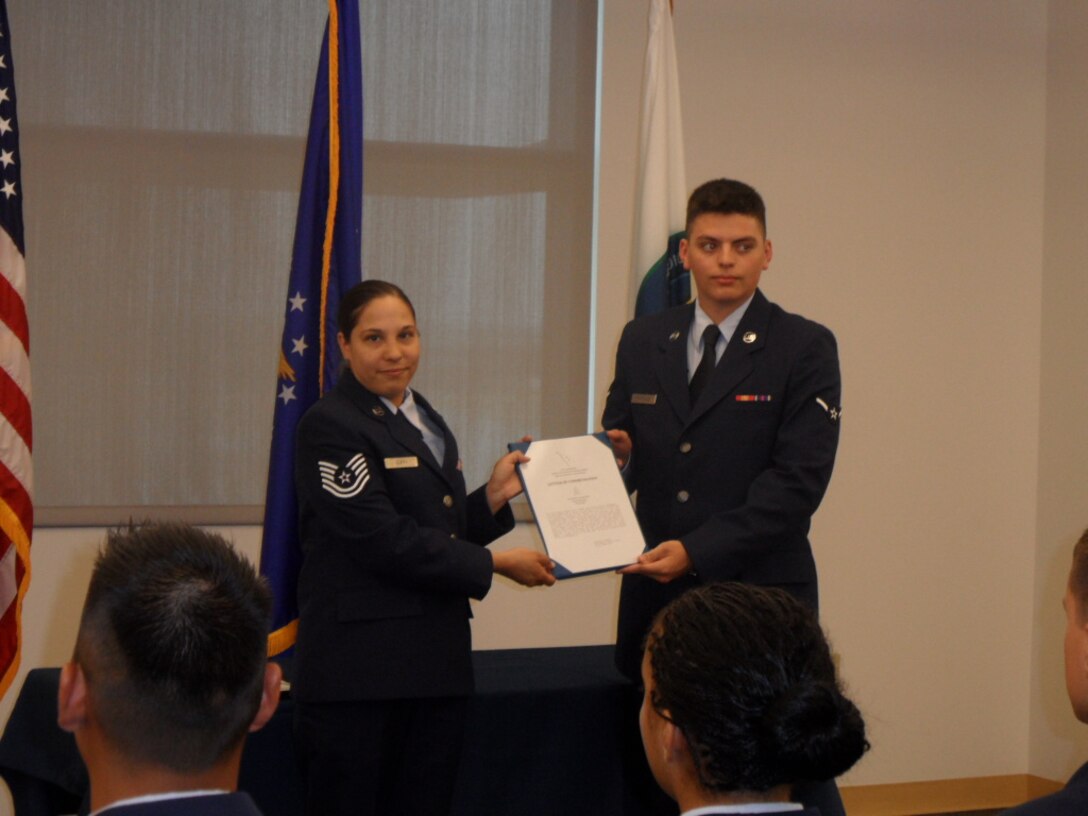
[639,582,869,815]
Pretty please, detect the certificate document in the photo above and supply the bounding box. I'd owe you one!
[510,434,646,578]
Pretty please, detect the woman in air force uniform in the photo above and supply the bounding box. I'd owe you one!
[292,280,555,816]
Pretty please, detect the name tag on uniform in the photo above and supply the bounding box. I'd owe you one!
[384,456,419,469]
[631,393,658,405]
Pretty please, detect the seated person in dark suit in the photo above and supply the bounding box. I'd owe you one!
[56,522,282,815]
[1002,527,1088,816]
[639,582,868,815]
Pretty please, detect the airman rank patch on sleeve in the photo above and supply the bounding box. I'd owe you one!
[319,454,370,499]
[815,397,842,424]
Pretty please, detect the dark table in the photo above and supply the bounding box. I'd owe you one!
[0,646,652,816]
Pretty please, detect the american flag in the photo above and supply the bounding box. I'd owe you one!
[0,0,31,701]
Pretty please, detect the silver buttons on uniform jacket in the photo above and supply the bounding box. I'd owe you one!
[677,441,693,498]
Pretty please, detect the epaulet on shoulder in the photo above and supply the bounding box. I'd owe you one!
[629,302,690,327]
[771,302,833,336]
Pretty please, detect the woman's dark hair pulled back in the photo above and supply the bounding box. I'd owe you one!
[337,280,416,339]
[647,582,868,795]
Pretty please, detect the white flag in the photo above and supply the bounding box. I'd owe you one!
[632,0,688,316]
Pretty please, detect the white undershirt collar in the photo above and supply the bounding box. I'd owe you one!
[90,789,229,816]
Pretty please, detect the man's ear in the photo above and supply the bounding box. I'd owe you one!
[662,719,691,765]
[57,662,88,734]
[249,662,283,733]
[1079,618,1088,674]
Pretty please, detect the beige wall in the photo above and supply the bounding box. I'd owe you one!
[3,1,1086,810]
[1029,0,1088,782]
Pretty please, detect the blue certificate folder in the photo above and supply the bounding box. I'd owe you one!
[508,433,646,579]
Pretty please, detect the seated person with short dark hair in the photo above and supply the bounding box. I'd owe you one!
[1001,527,1088,816]
[639,582,868,815]
[56,522,282,815]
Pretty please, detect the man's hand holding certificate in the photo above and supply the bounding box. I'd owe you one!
[509,434,646,578]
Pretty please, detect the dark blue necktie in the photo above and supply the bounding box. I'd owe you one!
[688,324,720,405]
